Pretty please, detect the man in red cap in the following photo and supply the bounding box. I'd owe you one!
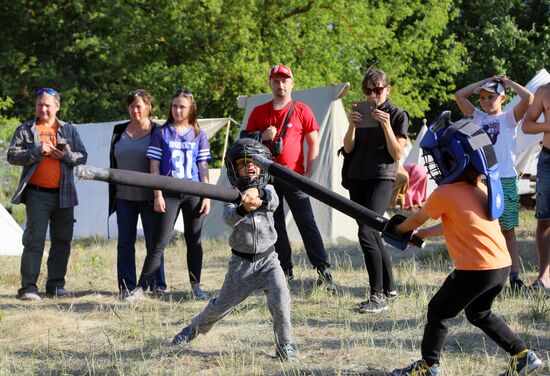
[245,65,336,292]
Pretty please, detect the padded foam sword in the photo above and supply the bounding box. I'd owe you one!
[76,164,423,250]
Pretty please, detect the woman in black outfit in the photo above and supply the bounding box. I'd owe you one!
[343,68,409,313]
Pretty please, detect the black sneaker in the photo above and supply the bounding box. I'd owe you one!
[358,294,388,313]
[275,343,298,361]
[500,349,543,376]
[46,287,71,298]
[316,267,337,293]
[284,269,295,285]
[172,325,197,346]
[509,277,526,293]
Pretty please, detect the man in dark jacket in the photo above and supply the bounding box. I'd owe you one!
[7,88,87,300]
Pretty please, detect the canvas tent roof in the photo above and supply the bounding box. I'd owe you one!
[404,68,550,196]
[0,204,23,256]
[73,118,233,238]
[202,82,359,243]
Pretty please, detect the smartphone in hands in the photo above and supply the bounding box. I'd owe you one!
[354,100,379,128]
[56,140,67,151]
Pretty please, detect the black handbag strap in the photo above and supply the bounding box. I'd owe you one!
[277,101,296,141]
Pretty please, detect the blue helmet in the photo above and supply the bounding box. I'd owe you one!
[225,138,272,191]
[419,111,504,220]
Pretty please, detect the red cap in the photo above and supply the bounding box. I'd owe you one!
[269,65,293,79]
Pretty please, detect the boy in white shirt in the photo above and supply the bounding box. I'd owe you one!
[455,75,533,291]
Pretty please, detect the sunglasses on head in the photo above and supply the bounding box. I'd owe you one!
[173,89,193,98]
[129,90,147,97]
[364,86,385,96]
[36,88,59,97]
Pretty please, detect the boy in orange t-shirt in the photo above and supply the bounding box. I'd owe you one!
[389,113,542,376]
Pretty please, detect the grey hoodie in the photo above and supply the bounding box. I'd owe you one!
[223,184,279,255]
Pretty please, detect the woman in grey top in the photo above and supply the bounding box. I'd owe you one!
[108,90,166,295]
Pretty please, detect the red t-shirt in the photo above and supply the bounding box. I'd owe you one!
[245,100,319,174]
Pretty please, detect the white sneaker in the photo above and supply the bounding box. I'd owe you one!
[125,287,147,302]
[18,292,42,301]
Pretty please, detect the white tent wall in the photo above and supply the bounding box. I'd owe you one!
[504,69,549,195]
[73,118,231,239]
[202,83,359,243]
[0,204,23,256]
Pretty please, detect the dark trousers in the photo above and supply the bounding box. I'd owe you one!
[116,198,166,292]
[138,193,203,289]
[422,267,526,365]
[19,189,74,294]
[272,178,329,272]
[348,178,395,296]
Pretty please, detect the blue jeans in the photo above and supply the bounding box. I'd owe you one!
[272,178,329,273]
[116,198,166,292]
[536,147,550,220]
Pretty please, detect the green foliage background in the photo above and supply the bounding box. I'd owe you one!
[0,0,548,175]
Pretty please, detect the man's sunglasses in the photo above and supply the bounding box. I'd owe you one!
[173,89,193,98]
[36,88,59,97]
[364,86,386,96]
[128,90,147,97]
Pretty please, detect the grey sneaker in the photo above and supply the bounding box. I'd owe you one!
[275,343,298,361]
[125,287,147,302]
[172,325,197,346]
[316,267,337,293]
[358,294,388,313]
[46,287,71,298]
[500,350,543,376]
[191,284,209,300]
[18,292,41,301]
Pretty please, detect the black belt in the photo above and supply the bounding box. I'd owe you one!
[26,184,59,193]
[231,246,275,262]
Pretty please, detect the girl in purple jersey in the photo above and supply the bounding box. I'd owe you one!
[127,89,212,301]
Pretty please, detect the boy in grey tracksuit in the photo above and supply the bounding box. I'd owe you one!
[172,138,296,360]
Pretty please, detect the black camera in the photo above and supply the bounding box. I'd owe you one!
[269,139,283,157]
[56,138,67,151]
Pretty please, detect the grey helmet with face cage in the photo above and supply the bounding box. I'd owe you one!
[225,138,272,191]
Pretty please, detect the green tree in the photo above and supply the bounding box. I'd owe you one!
[0,96,21,207]
[445,0,550,118]
[0,0,466,157]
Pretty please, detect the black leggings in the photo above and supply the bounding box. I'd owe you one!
[422,267,526,365]
[348,178,395,296]
[138,193,204,288]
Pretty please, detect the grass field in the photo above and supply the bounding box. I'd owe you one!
[0,209,548,375]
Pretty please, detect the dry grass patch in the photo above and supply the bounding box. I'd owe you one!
[0,210,548,375]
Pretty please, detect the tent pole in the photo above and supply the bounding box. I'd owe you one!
[220,119,233,165]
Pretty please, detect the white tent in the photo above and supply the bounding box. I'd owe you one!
[202,83,359,243]
[73,118,233,238]
[506,68,550,194]
[404,68,550,196]
[0,204,23,256]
